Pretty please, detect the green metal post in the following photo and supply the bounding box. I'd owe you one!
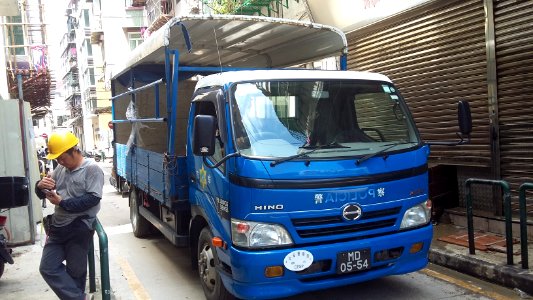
[465,178,513,265]
[95,218,111,300]
[518,183,532,269]
[502,181,513,265]
[87,218,110,299]
[465,178,476,255]
[88,239,96,292]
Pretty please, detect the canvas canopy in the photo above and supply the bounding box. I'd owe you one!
[111,14,348,81]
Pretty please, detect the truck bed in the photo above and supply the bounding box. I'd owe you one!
[116,143,188,206]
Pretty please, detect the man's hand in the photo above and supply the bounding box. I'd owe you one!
[38,173,61,205]
[37,173,55,190]
[45,190,62,206]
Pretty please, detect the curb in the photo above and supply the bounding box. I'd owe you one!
[429,247,533,296]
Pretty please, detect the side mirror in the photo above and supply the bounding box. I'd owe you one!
[425,100,472,146]
[457,100,472,136]
[193,115,216,156]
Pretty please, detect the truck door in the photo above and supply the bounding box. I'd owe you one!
[190,91,231,239]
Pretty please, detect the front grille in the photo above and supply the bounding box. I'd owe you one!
[291,207,401,238]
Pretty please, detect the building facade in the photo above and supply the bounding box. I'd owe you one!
[52,0,111,153]
[1,0,54,126]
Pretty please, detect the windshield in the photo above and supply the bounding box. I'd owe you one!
[231,80,420,159]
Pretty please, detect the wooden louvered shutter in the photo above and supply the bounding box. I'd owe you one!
[346,0,490,168]
[494,0,533,195]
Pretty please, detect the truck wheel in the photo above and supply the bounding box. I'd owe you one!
[198,228,235,300]
[129,188,151,238]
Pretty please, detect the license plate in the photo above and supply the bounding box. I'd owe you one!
[336,248,371,274]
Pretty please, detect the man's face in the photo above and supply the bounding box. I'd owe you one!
[56,151,76,168]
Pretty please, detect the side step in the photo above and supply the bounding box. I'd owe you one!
[139,206,189,247]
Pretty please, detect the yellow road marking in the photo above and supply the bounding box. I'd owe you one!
[421,268,511,300]
[117,256,152,300]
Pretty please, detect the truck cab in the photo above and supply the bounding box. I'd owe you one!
[190,70,432,299]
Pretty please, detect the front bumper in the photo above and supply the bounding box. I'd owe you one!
[219,224,432,300]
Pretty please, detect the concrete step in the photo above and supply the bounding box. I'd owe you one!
[444,208,533,240]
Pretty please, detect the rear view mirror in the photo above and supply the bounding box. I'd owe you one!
[426,100,472,146]
[458,100,472,136]
[192,115,216,156]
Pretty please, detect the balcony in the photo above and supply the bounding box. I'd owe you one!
[91,19,104,44]
[68,47,77,62]
[64,85,81,100]
[60,32,76,52]
[146,0,174,32]
[64,72,79,87]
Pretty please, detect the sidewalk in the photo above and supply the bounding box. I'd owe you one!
[430,219,533,297]
[0,224,103,300]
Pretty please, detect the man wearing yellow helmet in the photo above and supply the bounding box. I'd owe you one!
[35,131,104,300]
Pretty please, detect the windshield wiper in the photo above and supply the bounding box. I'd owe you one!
[270,142,347,167]
[355,142,412,166]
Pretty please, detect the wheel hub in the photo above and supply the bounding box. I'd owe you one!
[198,243,217,291]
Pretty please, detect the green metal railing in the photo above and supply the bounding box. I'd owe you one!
[465,178,530,269]
[88,218,111,299]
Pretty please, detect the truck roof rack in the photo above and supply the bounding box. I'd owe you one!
[111,14,348,80]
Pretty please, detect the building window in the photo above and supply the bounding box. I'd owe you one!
[57,115,68,126]
[83,9,90,28]
[85,68,95,87]
[7,16,25,56]
[128,32,143,50]
[89,68,95,85]
[86,38,93,56]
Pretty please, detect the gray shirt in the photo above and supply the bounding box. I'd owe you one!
[52,158,104,228]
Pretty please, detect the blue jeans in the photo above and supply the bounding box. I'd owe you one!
[40,218,93,300]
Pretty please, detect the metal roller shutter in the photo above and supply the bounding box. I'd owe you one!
[494,0,533,197]
[346,0,489,168]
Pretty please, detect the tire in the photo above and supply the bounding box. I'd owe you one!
[197,228,235,300]
[129,188,152,238]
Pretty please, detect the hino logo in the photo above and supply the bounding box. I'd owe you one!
[342,204,362,221]
[254,204,284,211]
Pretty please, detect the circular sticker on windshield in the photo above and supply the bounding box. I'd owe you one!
[283,250,313,272]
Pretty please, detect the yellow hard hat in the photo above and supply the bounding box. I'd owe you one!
[46,131,79,160]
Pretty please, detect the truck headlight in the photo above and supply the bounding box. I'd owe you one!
[400,200,431,229]
[231,218,293,248]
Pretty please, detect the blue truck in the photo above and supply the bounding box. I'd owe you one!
[110,15,472,300]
